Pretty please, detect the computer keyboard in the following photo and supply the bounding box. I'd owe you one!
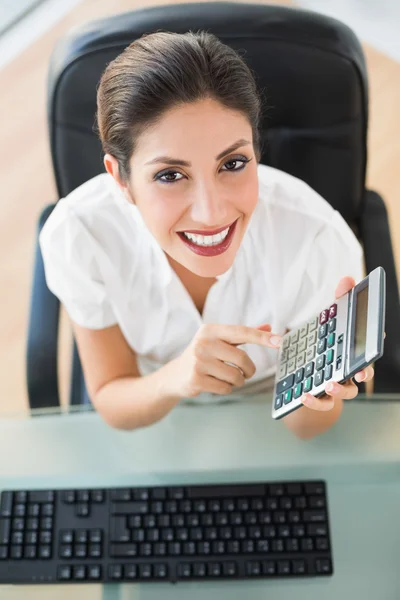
[0,480,333,584]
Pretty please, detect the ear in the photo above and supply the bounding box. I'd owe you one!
[103,154,135,204]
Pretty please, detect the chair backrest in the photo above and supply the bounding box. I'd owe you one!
[48,2,368,223]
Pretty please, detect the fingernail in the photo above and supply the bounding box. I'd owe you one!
[301,394,311,406]
[326,382,335,393]
[270,335,281,347]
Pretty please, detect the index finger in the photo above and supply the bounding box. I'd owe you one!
[210,324,281,348]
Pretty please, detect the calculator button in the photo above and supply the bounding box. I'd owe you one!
[304,362,314,377]
[297,339,307,353]
[308,316,318,332]
[338,334,344,344]
[290,331,299,345]
[295,368,305,384]
[274,395,283,409]
[288,346,297,360]
[329,304,337,318]
[277,374,295,395]
[317,339,326,355]
[326,350,334,365]
[294,384,303,399]
[278,364,287,380]
[299,324,308,339]
[280,350,288,363]
[327,333,335,348]
[316,355,325,371]
[306,347,315,363]
[328,318,336,333]
[296,353,306,368]
[303,377,313,393]
[307,331,317,347]
[336,357,342,371]
[314,371,324,387]
[287,358,296,373]
[318,324,327,339]
[319,310,329,325]
[324,365,333,381]
[283,389,293,404]
[282,336,290,351]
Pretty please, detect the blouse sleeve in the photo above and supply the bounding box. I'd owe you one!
[285,210,365,331]
[39,201,118,330]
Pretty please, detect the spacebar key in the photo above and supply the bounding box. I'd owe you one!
[277,374,295,395]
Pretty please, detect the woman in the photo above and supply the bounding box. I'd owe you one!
[40,31,373,438]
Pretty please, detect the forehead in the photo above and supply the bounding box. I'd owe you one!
[133,98,252,158]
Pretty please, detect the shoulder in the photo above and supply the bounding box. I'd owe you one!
[256,163,334,225]
[39,173,139,260]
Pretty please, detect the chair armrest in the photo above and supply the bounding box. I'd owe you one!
[360,190,400,393]
[26,204,61,409]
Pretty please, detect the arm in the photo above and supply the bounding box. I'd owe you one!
[72,321,181,430]
[283,398,343,440]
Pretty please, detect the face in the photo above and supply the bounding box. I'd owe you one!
[105,97,259,279]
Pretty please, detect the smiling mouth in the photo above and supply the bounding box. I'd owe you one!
[177,219,239,256]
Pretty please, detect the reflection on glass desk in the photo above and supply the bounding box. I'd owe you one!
[0,391,400,600]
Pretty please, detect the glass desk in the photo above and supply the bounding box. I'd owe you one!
[1,391,400,599]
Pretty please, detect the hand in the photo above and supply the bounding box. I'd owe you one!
[167,323,281,399]
[300,276,385,411]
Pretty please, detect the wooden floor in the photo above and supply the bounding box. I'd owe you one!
[0,0,399,415]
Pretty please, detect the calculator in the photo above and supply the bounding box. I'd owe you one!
[272,267,386,420]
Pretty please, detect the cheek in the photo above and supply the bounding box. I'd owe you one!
[232,174,259,215]
[137,189,185,238]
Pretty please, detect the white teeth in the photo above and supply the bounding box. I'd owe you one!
[182,226,230,246]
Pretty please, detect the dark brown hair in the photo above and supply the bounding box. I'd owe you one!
[96,30,262,181]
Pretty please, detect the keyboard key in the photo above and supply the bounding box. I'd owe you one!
[0,519,10,545]
[39,545,51,559]
[60,530,73,544]
[110,543,137,558]
[222,561,237,576]
[292,559,306,574]
[41,504,54,517]
[278,560,291,575]
[294,383,303,399]
[76,504,89,517]
[262,560,276,575]
[14,504,26,517]
[62,491,75,504]
[314,371,324,387]
[246,561,261,576]
[304,510,326,523]
[315,558,332,574]
[111,501,149,515]
[319,310,329,325]
[59,545,72,559]
[316,537,329,551]
[193,562,207,577]
[24,545,37,559]
[58,566,72,580]
[308,316,318,332]
[154,563,168,578]
[15,492,27,504]
[327,333,335,348]
[29,491,54,504]
[307,524,327,536]
[305,483,324,495]
[277,374,295,395]
[208,562,222,577]
[328,304,337,318]
[303,377,313,393]
[324,365,333,381]
[89,544,102,558]
[27,504,40,517]
[91,490,105,503]
[124,564,138,580]
[89,529,102,543]
[304,362,314,377]
[178,562,192,578]
[283,389,293,404]
[326,349,334,365]
[73,566,86,581]
[296,353,306,368]
[10,545,22,559]
[88,565,102,580]
[0,493,13,518]
[108,564,123,580]
[318,324,327,339]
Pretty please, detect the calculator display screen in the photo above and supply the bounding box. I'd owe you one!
[354,286,369,359]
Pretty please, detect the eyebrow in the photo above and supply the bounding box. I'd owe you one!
[144,138,251,167]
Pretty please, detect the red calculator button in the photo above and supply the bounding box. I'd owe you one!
[329,304,337,318]
[319,309,329,325]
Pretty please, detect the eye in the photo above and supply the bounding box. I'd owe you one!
[155,170,184,184]
[221,156,251,172]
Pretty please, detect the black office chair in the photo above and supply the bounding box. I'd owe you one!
[26,2,400,409]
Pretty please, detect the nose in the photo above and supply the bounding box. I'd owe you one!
[190,181,228,227]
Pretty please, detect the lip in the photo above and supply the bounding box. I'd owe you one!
[177,218,239,257]
[178,220,236,236]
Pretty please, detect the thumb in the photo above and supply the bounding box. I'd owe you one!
[335,276,356,300]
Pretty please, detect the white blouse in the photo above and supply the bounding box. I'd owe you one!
[39,164,364,400]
